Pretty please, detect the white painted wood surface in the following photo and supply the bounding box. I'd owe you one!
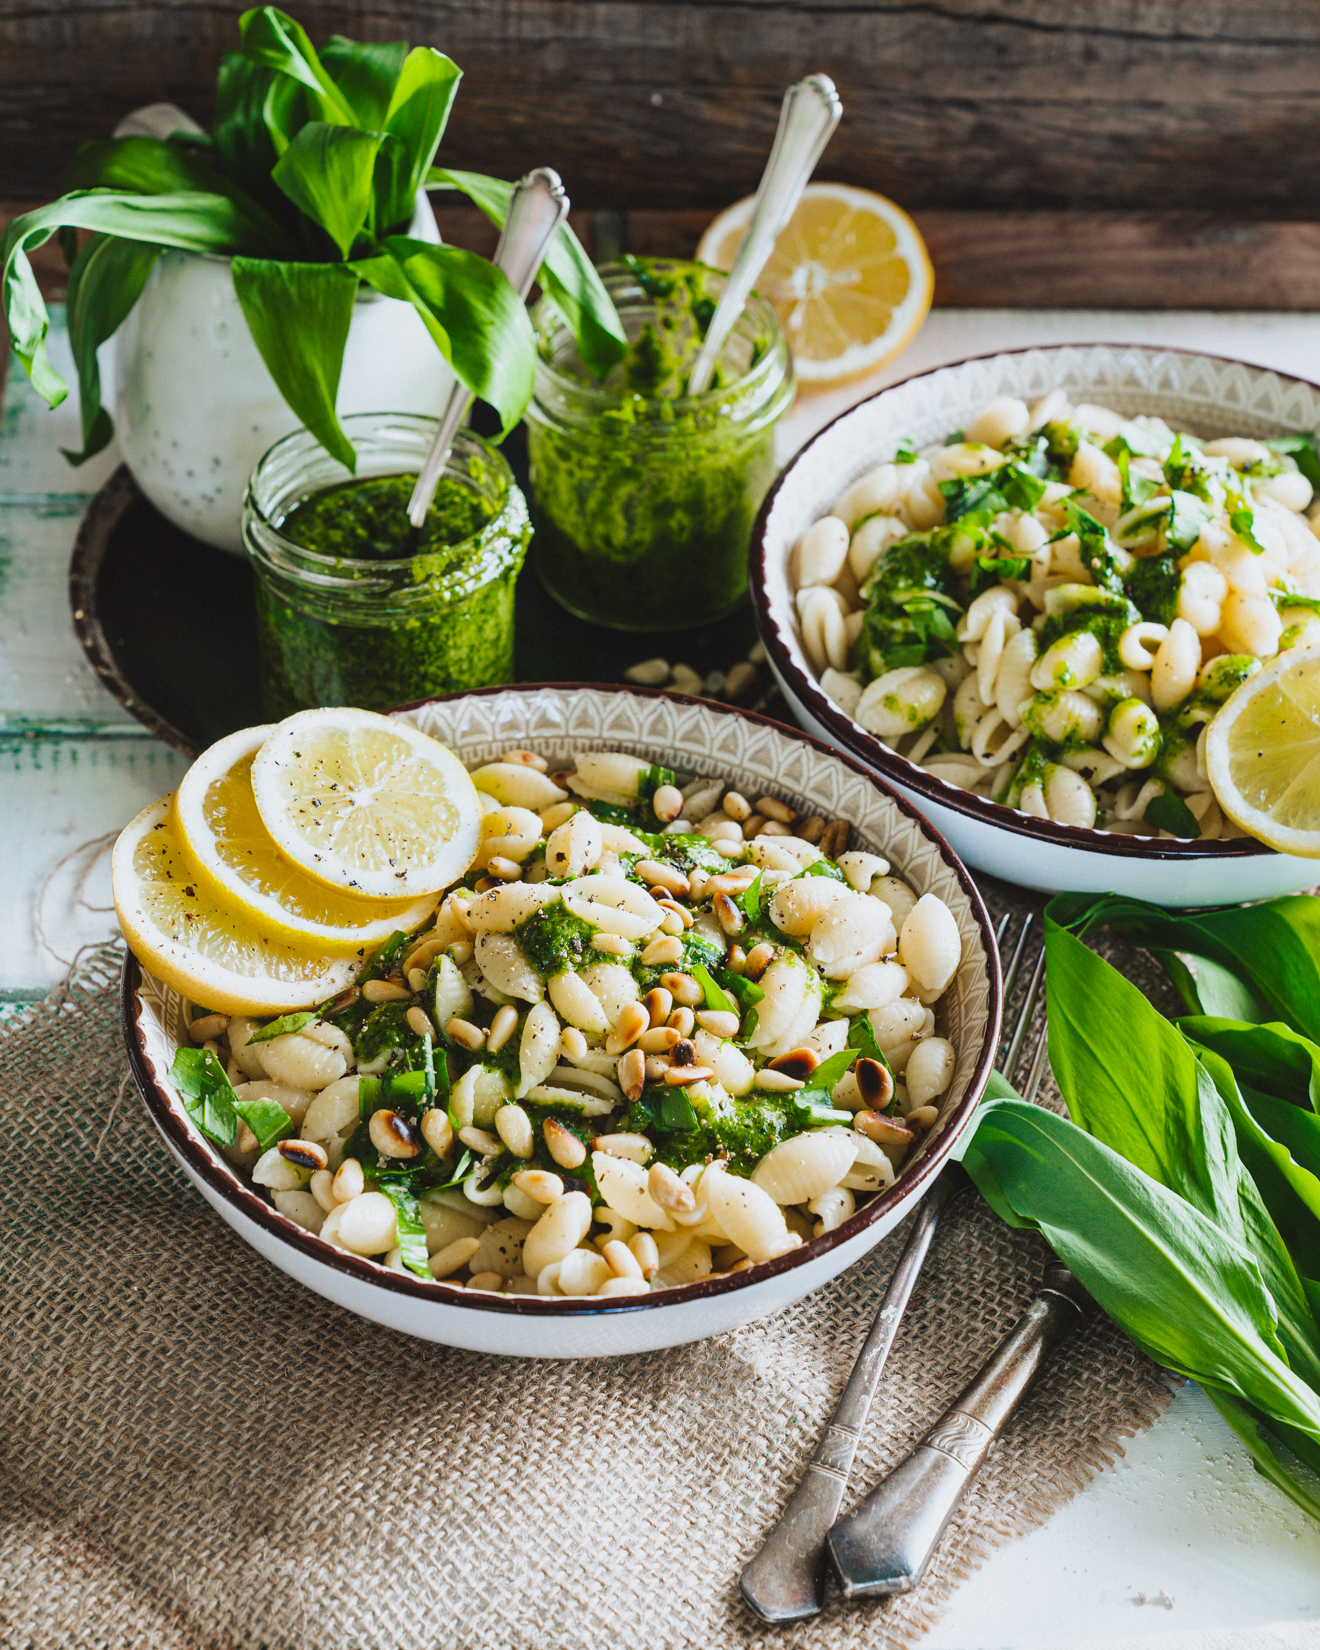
[4,305,1320,1645]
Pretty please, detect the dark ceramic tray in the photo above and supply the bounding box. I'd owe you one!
[70,429,770,756]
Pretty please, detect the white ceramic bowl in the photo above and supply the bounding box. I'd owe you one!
[752,344,1320,905]
[124,685,1000,1359]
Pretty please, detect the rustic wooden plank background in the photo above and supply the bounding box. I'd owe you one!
[5,0,1320,307]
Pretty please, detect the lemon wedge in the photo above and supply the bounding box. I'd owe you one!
[697,182,933,386]
[172,725,439,954]
[113,796,361,1014]
[1205,645,1320,856]
[250,707,483,899]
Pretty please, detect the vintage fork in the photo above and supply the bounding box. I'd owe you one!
[739,912,1048,1625]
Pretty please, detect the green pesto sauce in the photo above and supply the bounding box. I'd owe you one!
[255,463,530,718]
[1039,608,1132,675]
[528,257,790,631]
[625,1088,798,1176]
[633,927,725,994]
[1124,553,1182,627]
[282,473,495,562]
[515,906,608,977]
[856,534,961,676]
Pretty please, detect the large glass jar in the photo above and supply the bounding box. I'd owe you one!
[244,414,531,717]
[526,260,794,630]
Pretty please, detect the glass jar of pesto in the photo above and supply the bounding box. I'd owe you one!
[244,413,531,717]
[526,258,793,630]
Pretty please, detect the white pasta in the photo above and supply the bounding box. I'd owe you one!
[796,515,851,587]
[898,895,961,995]
[855,666,947,738]
[751,1131,858,1205]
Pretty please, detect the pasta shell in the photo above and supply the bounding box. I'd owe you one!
[751,1130,858,1205]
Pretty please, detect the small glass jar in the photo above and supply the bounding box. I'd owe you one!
[526,260,793,630]
[244,413,530,717]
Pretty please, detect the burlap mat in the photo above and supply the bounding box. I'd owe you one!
[0,885,1177,1650]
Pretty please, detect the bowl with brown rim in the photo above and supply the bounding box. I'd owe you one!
[123,684,1000,1359]
[751,343,1320,905]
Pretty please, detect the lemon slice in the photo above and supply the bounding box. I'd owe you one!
[172,725,439,954]
[696,182,933,386]
[1205,646,1320,856]
[250,707,483,899]
[113,796,361,1014]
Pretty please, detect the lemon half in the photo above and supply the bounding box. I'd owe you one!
[1205,646,1320,857]
[697,182,933,386]
[113,797,361,1014]
[250,707,483,899]
[172,725,439,954]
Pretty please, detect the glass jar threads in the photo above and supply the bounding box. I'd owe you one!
[244,413,531,717]
[525,259,793,631]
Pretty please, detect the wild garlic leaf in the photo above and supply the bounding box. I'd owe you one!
[271,121,384,257]
[376,1181,431,1278]
[62,233,162,464]
[379,49,462,230]
[248,1008,318,1044]
[238,6,358,127]
[232,1095,294,1151]
[319,35,408,129]
[170,1046,238,1148]
[232,256,359,467]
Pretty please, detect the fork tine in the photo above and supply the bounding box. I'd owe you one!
[1001,942,1046,1081]
[1020,1022,1049,1103]
[999,911,1034,1007]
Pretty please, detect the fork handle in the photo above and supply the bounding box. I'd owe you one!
[826,1264,1088,1599]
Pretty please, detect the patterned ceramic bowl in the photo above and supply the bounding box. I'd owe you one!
[752,344,1320,905]
[124,685,1000,1359]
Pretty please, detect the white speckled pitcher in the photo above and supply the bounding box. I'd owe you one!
[111,200,451,555]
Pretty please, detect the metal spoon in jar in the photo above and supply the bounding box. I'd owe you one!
[684,74,842,399]
[406,168,570,529]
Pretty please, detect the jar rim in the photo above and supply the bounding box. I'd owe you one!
[531,258,789,414]
[244,415,520,579]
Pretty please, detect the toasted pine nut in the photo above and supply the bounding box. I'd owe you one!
[428,1236,481,1279]
[741,814,766,840]
[730,1257,754,1272]
[635,858,689,895]
[769,1046,820,1082]
[722,792,751,821]
[713,892,744,936]
[648,1162,696,1213]
[402,937,441,977]
[502,748,549,771]
[670,1037,697,1067]
[667,1006,695,1037]
[593,932,633,957]
[643,987,673,1026]
[606,1001,649,1055]
[688,870,710,900]
[406,1005,437,1042]
[548,768,573,788]
[420,1107,454,1159]
[539,801,576,832]
[713,839,745,859]
[644,1056,671,1083]
[641,935,684,967]
[759,820,792,837]
[755,1069,805,1091]
[638,1026,680,1054]
[559,1026,588,1061]
[658,909,684,935]
[324,986,360,1015]
[742,942,774,980]
[906,1104,939,1130]
[370,1110,421,1159]
[459,1125,502,1156]
[512,1168,564,1202]
[203,1040,222,1060]
[278,1138,327,1171]
[695,1010,740,1039]
[448,938,474,967]
[629,1231,660,1278]
[189,1012,229,1043]
[726,944,747,975]
[703,869,757,897]
[617,1047,646,1102]
[487,855,522,881]
[495,1104,534,1158]
[798,814,826,844]
[363,978,411,1004]
[467,1270,504,1292]
[724,660,758,701]
[664,1064,714,1086]
[487,1004,519,1054]
[651,784,684,823]
[446,893,475,935]
[603,1238,643,1278]
[544,1117,587,1169]
[857,1056,895,1109]
[855,1109,914,1147]
[758,796,796,824]
[332,1157,364,1201]
[474,876,497,893]
[310,1169,337,1213]
[593,1132,652,1164]
[407,968,429,993]
[819,819,851,858]
[446,1017,486,1051]
[661,971,702,1006]
[657,898,693,929]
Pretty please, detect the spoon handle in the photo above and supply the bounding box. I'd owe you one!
[738,1172,957,1625]
[826,1264,1090,1601]
[407,168,569,527]
[685,74,841,398]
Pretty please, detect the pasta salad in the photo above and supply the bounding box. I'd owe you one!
[184,748,963,1297]
[794,391,1320,839]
